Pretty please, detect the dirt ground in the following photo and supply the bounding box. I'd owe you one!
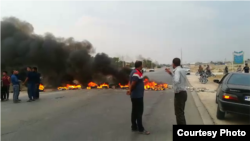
[208,74,224,82]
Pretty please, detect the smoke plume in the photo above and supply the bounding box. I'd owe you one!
[1,17,131,87]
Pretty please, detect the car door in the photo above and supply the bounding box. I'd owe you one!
[216,74,229,99]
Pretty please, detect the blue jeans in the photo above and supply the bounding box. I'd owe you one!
[27,83,35,100]
[13,85,20,101]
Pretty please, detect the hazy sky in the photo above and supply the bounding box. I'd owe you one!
[1,1,250,64]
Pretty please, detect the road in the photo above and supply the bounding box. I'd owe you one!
[1,69,203,141]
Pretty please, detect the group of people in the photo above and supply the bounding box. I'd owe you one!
[236,64,249,73]
[224,63,249,74]
[198,64,211,75]
[1,67,41,103]
[127,58,187,135]
[197,63,249,76]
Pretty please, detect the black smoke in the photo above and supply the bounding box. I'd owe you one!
[1,17,131,87]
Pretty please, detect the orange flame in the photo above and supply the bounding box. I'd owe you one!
[144,79,167,90]
[97,83,109,89]
[39,84,44,91]
[119,83,129,89]
[67,84,81,89]
[87,87,91,89]
[58,87,67,90]
[88,82,98,87]
[57,84,81,90]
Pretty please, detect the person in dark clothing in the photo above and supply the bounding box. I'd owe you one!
[224,65,229,74]
[33,67,41,99]
[127,61,150,135]
[24,67,36,102]
[2,71,10,101]
[206,65,211,75]
[243,64,249,73]
[198,65,204,76]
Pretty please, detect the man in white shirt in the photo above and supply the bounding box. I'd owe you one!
[165,58,187,125]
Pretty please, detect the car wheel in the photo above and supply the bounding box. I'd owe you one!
[216,105,225,120]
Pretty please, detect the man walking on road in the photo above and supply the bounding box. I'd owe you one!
[243,63,249,73]
[2,71,10,101]
[24,67,36,102]
[165,58,188,125]
[11,70,20,103]
[127,61,150,135]
[33,67,41,99]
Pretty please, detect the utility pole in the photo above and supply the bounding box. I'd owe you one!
[181,48,182,61]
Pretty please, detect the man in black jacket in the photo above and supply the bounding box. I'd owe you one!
[243,64,249,73]
[33,67,41,99]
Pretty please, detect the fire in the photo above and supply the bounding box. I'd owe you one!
[144,78,167,90]
[67,84,81,89]
[88,82,98,87]
[57,84,81,90]
[58,87,67,90]
[97,83,109,89]
[39,84,44,91]
[86,82,109,89]
[119,83,129,89]
[118,79,167,91]
[56,78,167,91]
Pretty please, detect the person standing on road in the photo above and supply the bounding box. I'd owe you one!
[33,67,41,99]
[11,70,21,103]
[24,67,36,102]
[127,61,150,135]
[2,71,10,101]
[224,65,229,74]
[243,64,249,73]
[165,58,187,125]
[237,65,242,72]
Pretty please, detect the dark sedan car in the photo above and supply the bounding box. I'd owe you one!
[214,72,250,119]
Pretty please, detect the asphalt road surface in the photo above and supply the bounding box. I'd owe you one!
[1,68,203,141]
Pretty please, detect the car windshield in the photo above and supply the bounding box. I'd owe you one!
[227,74,250,86]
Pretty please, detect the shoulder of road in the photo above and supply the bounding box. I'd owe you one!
[187,74,250,125]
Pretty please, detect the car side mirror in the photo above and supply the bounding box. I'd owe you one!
[213,79,220,83]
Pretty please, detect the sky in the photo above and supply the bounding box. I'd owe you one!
[1,1,250,64]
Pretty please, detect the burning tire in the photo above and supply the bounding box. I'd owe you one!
[58,87,67,90]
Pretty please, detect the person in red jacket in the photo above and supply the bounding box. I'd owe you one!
[2,71,10,101]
